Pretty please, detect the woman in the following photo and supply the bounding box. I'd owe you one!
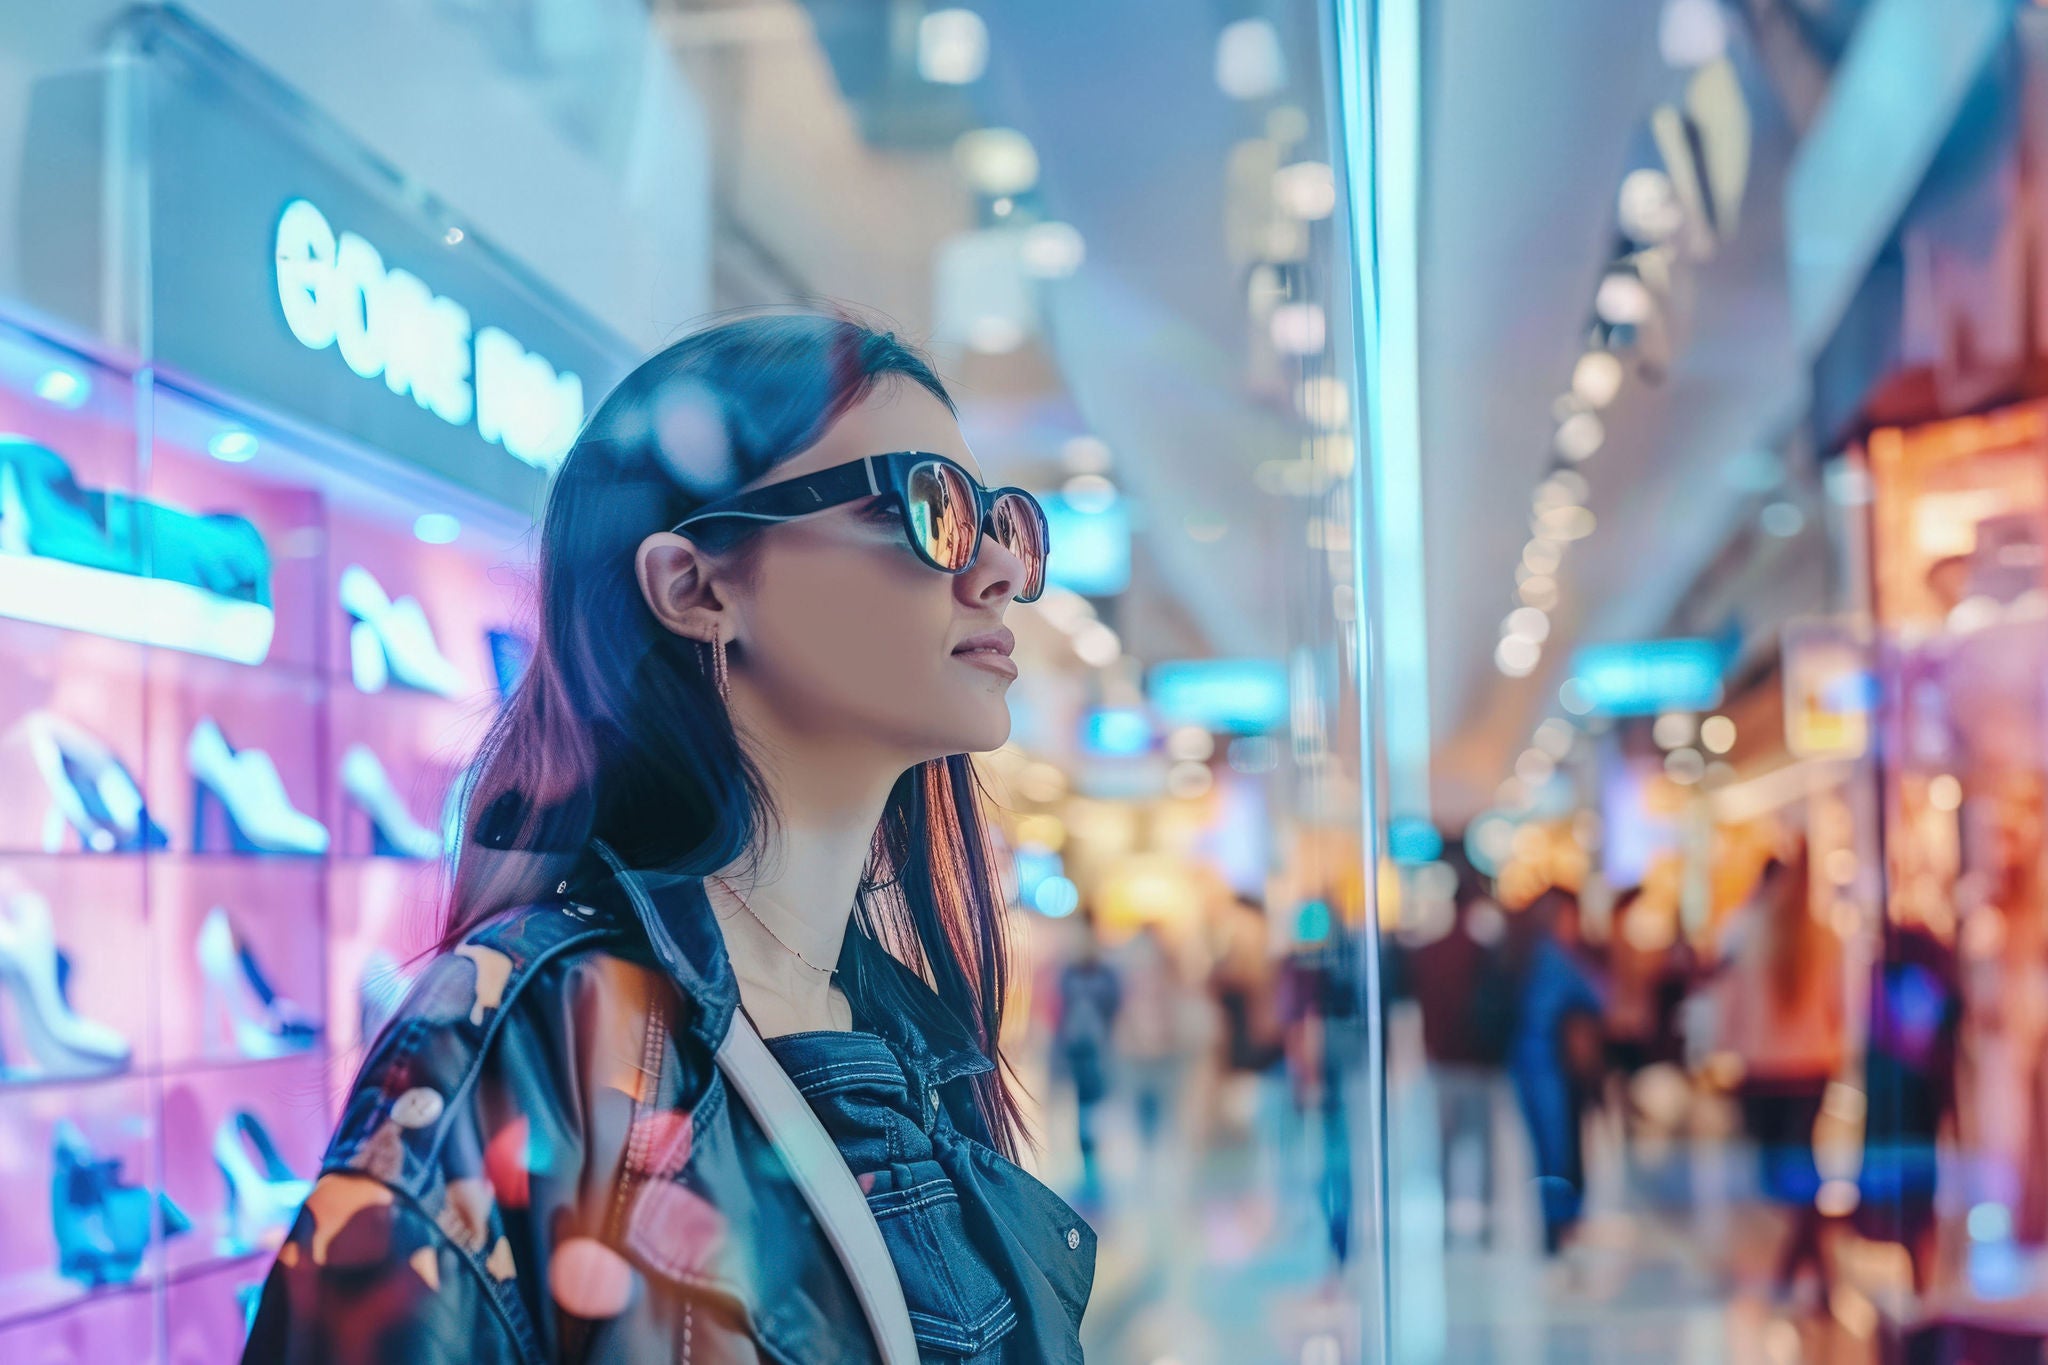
[245,313,1092,1363]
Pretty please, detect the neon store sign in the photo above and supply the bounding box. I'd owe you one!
[272,198,583,472]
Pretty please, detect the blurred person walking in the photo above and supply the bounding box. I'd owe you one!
[1056,909,1122,1209]
[1712,846,1844,1304]
[1406,853,1518,1246]
[1505,886,1604,1260]
[1111,920,1191,1150]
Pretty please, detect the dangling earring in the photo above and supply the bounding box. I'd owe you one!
[707,625,730,703]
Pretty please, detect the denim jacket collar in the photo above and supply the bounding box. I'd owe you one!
[581,839,992,1091]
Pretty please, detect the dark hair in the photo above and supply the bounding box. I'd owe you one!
[446,310,1027,1155]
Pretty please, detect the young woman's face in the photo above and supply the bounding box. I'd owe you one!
[705,381,1027,764]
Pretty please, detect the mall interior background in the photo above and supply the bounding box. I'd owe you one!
[0,1,2039,1363]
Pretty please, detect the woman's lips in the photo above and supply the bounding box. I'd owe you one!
[953,627,1018,679]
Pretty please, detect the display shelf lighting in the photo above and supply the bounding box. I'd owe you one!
[1700,714,1737,753]
[1496,635,1541,678]
[413,513,460,545]
[34,367,88,409]
[208,429,258,463]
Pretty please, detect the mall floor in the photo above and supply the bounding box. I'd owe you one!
[1033,1029,1879,1365]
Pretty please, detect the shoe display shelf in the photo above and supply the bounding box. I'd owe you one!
[0,318,533,1360]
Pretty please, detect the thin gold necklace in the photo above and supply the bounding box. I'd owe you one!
[711,876,836,975]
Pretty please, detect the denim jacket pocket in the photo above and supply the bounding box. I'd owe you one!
[862,1160,1018,1358]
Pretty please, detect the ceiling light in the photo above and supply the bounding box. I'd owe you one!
[1073,622,1122,667]
[1274,161,1337,220]
[1062,435,1111,474]
[1021,222,1085,278]
[1761,501,1805,537]
[966,315,1027,354]
[1496,635,1541,677]
[1595,272,1655,326]
[954,128,1039,196]
[1504,606,1551,643]
[1298,376,1349,429]
[1555,411,1605,462]
[1572,351,1625,409]
[1062,473,1118,513]
[1659,0,1728,69]
[1216,18,1286,100]
[1522,539,1564,576]
[1269,302,1327,355]
[918,8,989,84]
[1519,575,1559,611]
[1618,168,1685,243]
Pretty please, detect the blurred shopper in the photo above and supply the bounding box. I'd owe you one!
[1506,887,1604,1259]
[248,315,1093,1363]
[1953,781,2048,1249]
[1713,847,1844,1304]
[1602,887,1696,1141]
[1407,853,1517,1245]
[1211,893,1286,1088]
[1057,909,1123,1207]
[1111,920,1190,1150]
[1857,918,1960,1292]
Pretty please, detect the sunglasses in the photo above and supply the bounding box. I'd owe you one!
[672,452,1050,603]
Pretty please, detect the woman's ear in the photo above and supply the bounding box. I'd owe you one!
[635,531,728,644]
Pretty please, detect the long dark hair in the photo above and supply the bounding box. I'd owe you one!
[447,310,1027,1155]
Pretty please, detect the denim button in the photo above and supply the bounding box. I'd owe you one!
[1066,1227,1080,1251]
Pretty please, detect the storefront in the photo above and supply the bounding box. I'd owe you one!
[0,12,633,1358]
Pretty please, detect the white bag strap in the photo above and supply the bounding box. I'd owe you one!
[714,1009,922,1365]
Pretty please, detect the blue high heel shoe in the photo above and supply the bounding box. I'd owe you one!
[186,719,329,856]
[21,713,168,853]
[51,1120,190,1288]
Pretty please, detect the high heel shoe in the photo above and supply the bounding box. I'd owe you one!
[214,1110,312,1253]
[21,712,168,853]
[196,907,317,1060]
[188,719,329,855]
[340,745,442,859]
[52,1119,190,1288]
[0,891,130,1079]
[339,564,466,698]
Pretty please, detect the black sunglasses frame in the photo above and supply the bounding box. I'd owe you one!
[671,451,1050,603]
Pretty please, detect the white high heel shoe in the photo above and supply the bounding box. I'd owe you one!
[338,564,465,698]
[0,891,130,1078]
[340,745,441,859]
[188,719,330,855]
[213,1110,312,1253]
[196,907,317,1060]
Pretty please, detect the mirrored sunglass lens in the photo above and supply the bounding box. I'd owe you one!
[993,493,1047,601]
[906,461,976,570]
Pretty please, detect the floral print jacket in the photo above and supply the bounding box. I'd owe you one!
[242,841,1093,1364]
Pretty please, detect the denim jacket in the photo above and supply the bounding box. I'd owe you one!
[243,842,1093,1363]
